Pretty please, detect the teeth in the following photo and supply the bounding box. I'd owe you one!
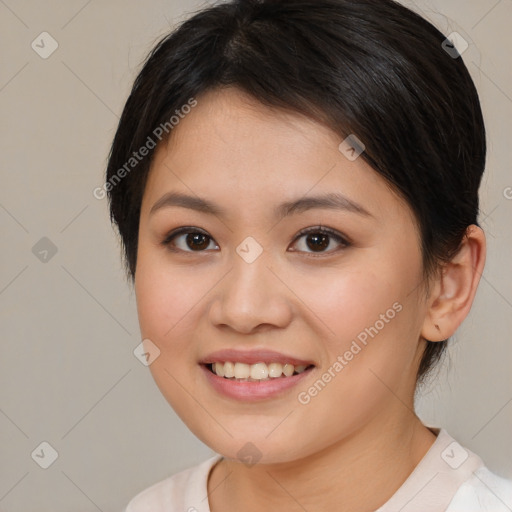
[224,361,235,378]
[210,361,310,380]
[268,362,283,378]
[282,363,294,377]
[234,362,250,379]
[213,362,224,377]
[250,362,269,380]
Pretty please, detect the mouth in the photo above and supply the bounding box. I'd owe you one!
[199,351,316,401]
[199,349,316,400]
[204,361,315,382]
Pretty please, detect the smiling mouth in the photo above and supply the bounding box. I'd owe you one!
[206,361,315,381]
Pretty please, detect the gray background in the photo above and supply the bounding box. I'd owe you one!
[1,0,511,510]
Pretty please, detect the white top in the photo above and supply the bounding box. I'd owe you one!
[125,427,512,511]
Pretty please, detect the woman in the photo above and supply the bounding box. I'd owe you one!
[105,0,512,510]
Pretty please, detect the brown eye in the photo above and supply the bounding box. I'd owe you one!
[290,226,350,255]
[162,228,218,252]
[304,232,330,252]
[184,232,211,251]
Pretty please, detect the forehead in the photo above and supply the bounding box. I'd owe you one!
[141,87,412,226]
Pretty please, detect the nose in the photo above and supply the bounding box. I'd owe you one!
[208,250,293,335]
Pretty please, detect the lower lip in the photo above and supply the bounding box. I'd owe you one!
[200,364,314,401]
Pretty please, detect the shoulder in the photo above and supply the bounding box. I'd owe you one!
[446,466,512,512]
[124,454,222,512]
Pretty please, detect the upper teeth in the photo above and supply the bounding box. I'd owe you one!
[211,362,309,380]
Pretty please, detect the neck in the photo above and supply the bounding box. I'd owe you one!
[207,412,437,512]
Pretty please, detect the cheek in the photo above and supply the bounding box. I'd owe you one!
[294,265,404,346]
[134,255,210,418]
[135,252,207,342]
[292,264,422,398]
[291,293,420,456]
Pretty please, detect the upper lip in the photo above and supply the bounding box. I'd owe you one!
[199,349,315,367]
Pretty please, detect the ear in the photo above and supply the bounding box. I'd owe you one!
[421,225,486,342]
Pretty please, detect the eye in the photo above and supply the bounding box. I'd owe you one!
[289,225,350,256]
[161,225,350,255]
[161,227,219,253]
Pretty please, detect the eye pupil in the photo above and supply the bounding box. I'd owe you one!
[186,233,210,250]
[306,233,329,252]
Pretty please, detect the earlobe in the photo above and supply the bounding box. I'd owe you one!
[421,225,486,342]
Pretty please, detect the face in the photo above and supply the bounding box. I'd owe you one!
[135,87,430,464]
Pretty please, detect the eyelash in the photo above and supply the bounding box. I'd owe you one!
[161,225,351,257]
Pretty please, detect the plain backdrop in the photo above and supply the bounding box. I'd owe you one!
[1,0,511,510]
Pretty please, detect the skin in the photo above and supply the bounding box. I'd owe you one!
[134,87,486,511]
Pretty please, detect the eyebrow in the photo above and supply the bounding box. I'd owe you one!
[149,191,373,219]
